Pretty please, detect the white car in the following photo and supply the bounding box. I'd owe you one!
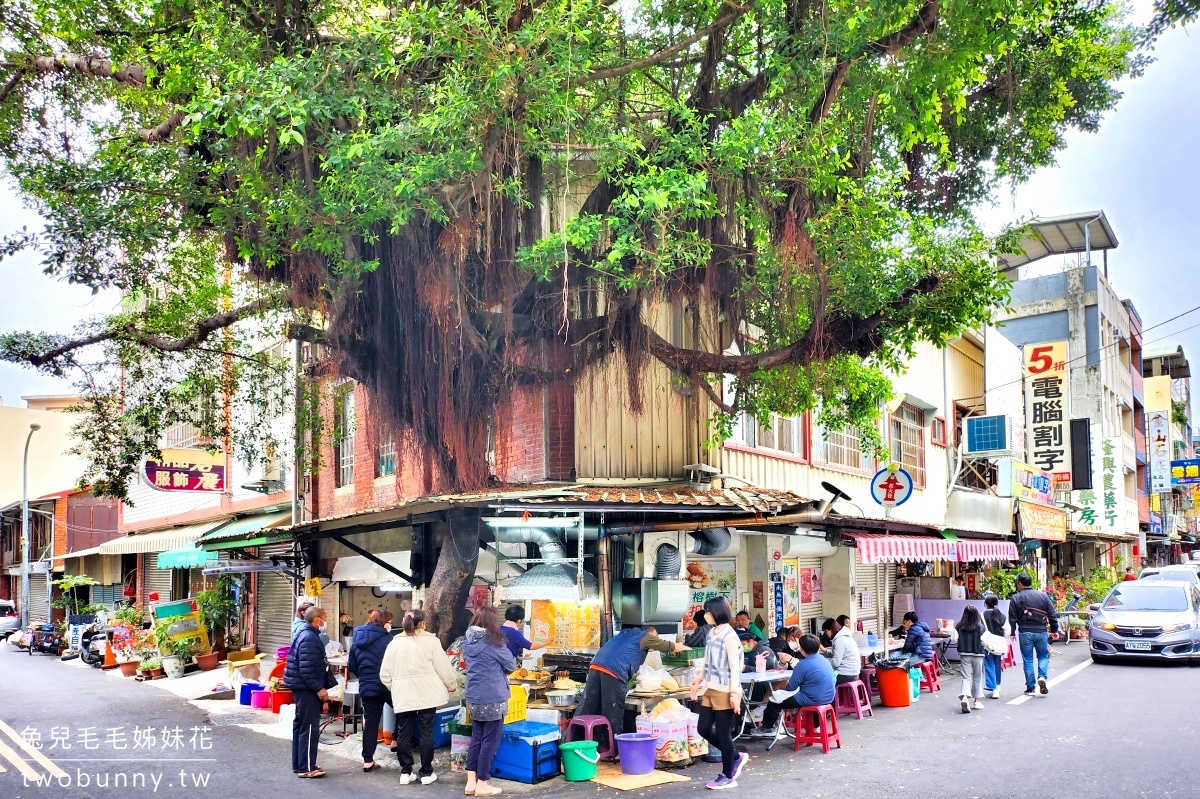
[0,600,19,639]
[1140,565,1200,586]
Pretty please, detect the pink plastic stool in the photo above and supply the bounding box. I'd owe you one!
[566,715,617,760]
[792,704,841,753]
[834,680,874,720]
[860,666,879,697]
[919,661,941,692]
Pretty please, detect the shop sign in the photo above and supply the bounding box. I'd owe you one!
[1148,410,1171,492]
[770,573,784,632]
[682,558,737,631]
[1023,341,1072,481]
[1171,459,1200,486]
[997,458,1055,506]
[144,448,225,492]
[1019,502,1068,542]
[1149,512,1164,535]
[1073,434,1124,535]
[869,465,913,507]
[150,598,210,655]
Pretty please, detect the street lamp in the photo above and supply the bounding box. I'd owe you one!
[20,422,41,629]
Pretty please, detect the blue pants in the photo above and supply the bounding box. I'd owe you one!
[1018,631,1050,690]
[983,653,1003,691]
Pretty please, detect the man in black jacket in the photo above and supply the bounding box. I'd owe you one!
[1007,573,1060,697]
[285,606,332,778]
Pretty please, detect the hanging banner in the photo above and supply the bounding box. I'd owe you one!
[1018,502,1068,542]
[997,458,1055,506]
[682,558,737,631]
[1171,458,1200,486]
[1023,341,1072,483]
[1148,410,1171,492]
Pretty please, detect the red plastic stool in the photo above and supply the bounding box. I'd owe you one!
[1001,638,1016,669]
[566,715,617,760]
[834,680,874,720]
[792,704,841,753]
[919,661,941,692]
[860,666,879,697]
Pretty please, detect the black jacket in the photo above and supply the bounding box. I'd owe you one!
[1008,588,1060,635]
[956,624,985,656]
[984,608,1006,637]
[285,623,330,693]
[348,622,391,699]
[767,635,790,656]
[743,640,779,671]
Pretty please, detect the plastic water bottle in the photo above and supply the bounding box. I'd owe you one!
[755,651,767,673]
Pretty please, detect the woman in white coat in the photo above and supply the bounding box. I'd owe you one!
[378,610,460,785]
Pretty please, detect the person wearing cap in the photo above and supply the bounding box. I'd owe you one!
[739,629,779,672]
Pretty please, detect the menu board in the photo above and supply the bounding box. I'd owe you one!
[529,600,600,650]
[682,558,737,631]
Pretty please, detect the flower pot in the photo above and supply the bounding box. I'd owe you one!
[196,651,221,671]
[138,669,151,678]
[118,661,140,677]
[151,668,164,678]
[162,655,187,679]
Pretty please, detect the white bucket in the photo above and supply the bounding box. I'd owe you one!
[278,702,296,735]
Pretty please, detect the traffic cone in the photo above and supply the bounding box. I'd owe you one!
[102,641,117,669]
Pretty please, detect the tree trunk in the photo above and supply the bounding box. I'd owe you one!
[426,507,481,647]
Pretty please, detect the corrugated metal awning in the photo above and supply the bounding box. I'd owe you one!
[96,521,227,555]
[198,510,292,550]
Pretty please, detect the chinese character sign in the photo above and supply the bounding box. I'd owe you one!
[1148,411,1171,492]
[1072,427,1103,533]
[143,449,226,493]
[1023,341,1072,480]
[1100,437,1124,533]
[1171,459,1200,486]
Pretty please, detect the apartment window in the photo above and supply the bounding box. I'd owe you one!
[162,420,203,450]
[812,420,870,471]
[334,386,355,488]
[890,402,925,487]
[736,412,807,457]
[376,439,397,478]
[931,417,947,447]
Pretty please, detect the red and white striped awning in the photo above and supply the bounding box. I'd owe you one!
[848,533,1018,564]
[953,539,1019,562]
[849,534,954,564]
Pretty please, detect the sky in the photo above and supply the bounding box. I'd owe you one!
[0,4,1197,408]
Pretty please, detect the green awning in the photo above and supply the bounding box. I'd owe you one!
[939,529,961,542]
[156,545,219,569]
[198,510,292,551]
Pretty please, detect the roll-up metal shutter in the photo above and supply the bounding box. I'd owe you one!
[143,562,173,605]
[27,574,50,623]
[855,562,897,635]
[255,544,297,655]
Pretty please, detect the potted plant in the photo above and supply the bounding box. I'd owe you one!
[112,622,140,676]
[140,657,162,678]
[195,575,239,663]
[155,622,200,679]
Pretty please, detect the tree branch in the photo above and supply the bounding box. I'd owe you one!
[12,295,284,370]
[583,3,753,83]
[0,69,25,104]
[138,110,186,143]
[13,54,148,85]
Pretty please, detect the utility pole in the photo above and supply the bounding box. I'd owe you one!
[20,422,41,629]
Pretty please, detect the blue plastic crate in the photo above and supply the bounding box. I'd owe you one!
[412,705,459,749]
[490,721,560,785]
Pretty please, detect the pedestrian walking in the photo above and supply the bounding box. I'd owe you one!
[1008,573,1060,696]
[347,608,394,773]
[379,609,459,785]
[982,594,1009,699]
[284,606,334,778]
[462,606,516,797]
[954,605,987,713]
[690,596,748,790]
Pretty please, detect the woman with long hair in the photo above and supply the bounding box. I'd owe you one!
[955,605,987,713]
[379,608,460,785]
[690,596,747,790]
[982,594,1010,699]
[462,605,516,797]
[348,608,394,773]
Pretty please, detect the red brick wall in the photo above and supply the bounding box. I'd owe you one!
[492,340,575,483]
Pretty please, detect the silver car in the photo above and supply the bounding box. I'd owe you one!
[1089,580,1200,664]
[0,600,19,639]
[1139,565,1200,585]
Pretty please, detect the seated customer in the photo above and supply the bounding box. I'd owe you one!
[899,611,933,668]
[685,609,713,648]
[752,635,835,737]
[740,629,779,671]
[734,610,766,641]
[819,619,836,651]
[768,626,800,660]
[829,617,862,685]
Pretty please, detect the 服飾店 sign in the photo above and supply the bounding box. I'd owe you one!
[143,448,226,492]
[1023,341,1072,484]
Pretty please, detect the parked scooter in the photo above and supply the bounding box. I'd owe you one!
[76,612,111,667]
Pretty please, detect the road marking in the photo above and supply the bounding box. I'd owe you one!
[0,736,41,781]
[0,719,68,779]
[1006,658,1093,706]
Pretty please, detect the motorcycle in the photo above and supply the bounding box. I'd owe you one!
[76,612,112,667]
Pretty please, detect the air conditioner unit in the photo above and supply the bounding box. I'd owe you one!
[962,414,1023,459]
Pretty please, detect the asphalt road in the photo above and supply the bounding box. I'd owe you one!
[1,639,1195,798]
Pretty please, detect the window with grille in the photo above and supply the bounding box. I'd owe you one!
[376,439,397,478]
[735,412,807,457]
[161,421,203,449]
[889,403,925,487]
[334,386,355,488]
[812,420,869,471]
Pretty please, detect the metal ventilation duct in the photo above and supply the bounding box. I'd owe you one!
[493,524,598,602]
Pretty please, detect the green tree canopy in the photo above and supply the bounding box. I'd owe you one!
[0,0,1145,495]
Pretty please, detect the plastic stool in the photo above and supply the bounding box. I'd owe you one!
[792,704,841,753]
[860,666,879,697]
[834,680,874,720]
[566,715,617,760]
[1001,638,1016,669]
[919,661,941,693]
